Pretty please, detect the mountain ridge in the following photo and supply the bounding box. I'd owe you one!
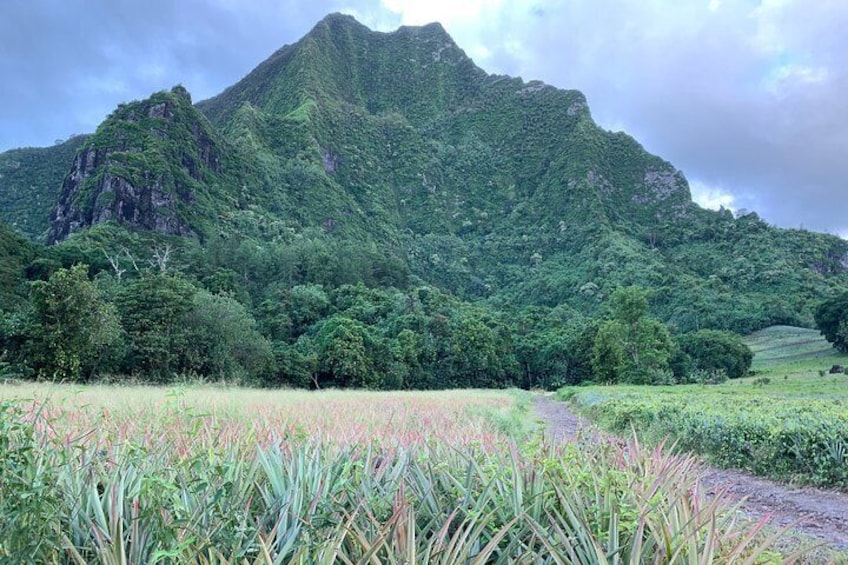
[46,86,231,243]
[0,12,845,337]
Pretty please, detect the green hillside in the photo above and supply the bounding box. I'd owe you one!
[0,135,87,239]
[195,14,848,332]
[0,223,35,311]
[743,325,846,377]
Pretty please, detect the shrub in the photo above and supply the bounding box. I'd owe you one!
[815,292,848,352]
[678,329,753,379]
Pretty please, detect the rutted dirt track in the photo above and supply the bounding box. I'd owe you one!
[533,396,848,556]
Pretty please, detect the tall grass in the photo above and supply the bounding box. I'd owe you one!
[0,385,794,563]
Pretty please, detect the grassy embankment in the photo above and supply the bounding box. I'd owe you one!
[0,384,792,563]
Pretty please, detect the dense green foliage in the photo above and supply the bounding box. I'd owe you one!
[0,223,34,312]
[0,14,846,387]
[28,264,124,380]
[0,401,63,557]
[677,329,753,379]
[591,287,676,384]
[814,291,848,352]
[562,381,848,487]
[0,135,86,238]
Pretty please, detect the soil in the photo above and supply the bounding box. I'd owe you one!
[533,395,848,558]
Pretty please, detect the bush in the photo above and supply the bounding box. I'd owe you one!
[815,293,848,352]
[570,385,848,487]
[0,401,61,560]
[678,329,752,379]
[183,290,275,383]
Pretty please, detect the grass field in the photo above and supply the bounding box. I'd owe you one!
[0,385,525,451]
[0,383,793,563]
[743,325,845,377]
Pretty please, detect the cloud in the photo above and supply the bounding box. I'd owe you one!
[689,180,737,212]
[0,0,342,148]
[380,0,507,25]
[1,0,846,236]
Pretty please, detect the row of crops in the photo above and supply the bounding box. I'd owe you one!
[561,381,848,488]
[0,385,789,563]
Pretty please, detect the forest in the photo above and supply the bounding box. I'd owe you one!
[0,219,785,390]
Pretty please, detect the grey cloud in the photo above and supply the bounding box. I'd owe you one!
[0,0,346,149]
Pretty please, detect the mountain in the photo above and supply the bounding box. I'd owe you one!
[0,135,87,239]
[2,13,847,335]
[196,13,694,242]
[46,86,234,244]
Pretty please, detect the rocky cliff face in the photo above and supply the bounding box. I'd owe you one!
[47,86,224,244]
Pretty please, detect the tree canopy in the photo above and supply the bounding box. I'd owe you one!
[815,293,848,353]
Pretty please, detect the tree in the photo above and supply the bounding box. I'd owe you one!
[114,273,196,380]
[446,314,507,388]
[28,264,124,380]
[388,329,421,389]
[271,340,317,388]
[678,329,752,379]
[314,316,382,388]
[591,321,628,384]
[610,285,649,326]
[288,284,331,334]
[183,290,275,382]
[0,224,34,312]
[592,286,675,384]
[815,293,848,353]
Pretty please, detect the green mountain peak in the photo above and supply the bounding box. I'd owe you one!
[47,86,230,244]
[199,13,483,128]
[0,13,845,341]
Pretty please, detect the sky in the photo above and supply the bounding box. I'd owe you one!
[1,0,846,236]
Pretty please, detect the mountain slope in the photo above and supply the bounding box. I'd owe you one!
[0,135,87,239]
[1,13,846,335]
[46,86,235,244]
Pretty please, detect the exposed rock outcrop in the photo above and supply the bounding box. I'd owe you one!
[47,86,222,244]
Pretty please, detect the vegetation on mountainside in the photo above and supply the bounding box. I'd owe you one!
[0,13,847,387]
[0,135,86,238]
[0,230,756,389]
[0,223,34,311]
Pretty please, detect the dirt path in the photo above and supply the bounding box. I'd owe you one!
[533,396,848,555]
